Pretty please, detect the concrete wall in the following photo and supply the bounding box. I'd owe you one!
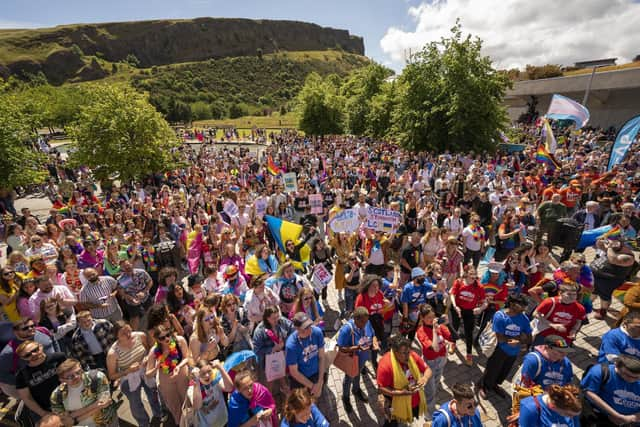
[505,67,640,128]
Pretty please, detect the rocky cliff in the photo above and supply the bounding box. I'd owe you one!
[0,18,365,83]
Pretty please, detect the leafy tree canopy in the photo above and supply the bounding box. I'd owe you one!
[392,22,511,153]
[297,72,345,135]
[68,85,182,183]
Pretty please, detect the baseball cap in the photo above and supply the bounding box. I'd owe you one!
[411,267,426,279]
[292,312,313,329]
[544,335,574,353]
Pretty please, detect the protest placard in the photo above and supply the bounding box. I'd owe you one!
[328,209,360,233]
[311,263,332,292]
[254,198,267,217]
[223,199,239,217]
[364,207,401,233]
[283,172,298,193]
[309,194,323,214]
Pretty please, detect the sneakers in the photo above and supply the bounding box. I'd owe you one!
[353,388,369,403]
[465,354,473,366]
[342,397,353,413]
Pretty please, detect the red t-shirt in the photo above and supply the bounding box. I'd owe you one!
[559,187,582,208]
[377,350,427,408]
[535,297,586,342]
[416,324,452,360]
[451,279,486,310]
[356,291,393,321]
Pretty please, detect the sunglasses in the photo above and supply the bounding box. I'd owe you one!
[303,297,313,302]
[19,324,36,332]
[157,333,171,341]
[20,347,40,359]
[63,370,82,381]
[204,314,216,322]
[31,239,41,243]
[2,271,14,276]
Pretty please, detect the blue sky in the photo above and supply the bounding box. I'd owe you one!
[2,0,640,70]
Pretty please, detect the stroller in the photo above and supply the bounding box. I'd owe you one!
[548,218,584,261]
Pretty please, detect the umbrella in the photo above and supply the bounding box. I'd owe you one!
[224,350,257,372]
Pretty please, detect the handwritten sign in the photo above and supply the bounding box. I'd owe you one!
[364,207,401,233]
[254,198,267,218]
[328,209,360,233]
[223,200,239,218]
[309,194,323,214]
[311,263,332,292]
[283,172,298,193]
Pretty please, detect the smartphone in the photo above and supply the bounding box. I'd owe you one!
[437,317,447,324]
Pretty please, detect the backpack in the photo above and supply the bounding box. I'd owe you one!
[154,241,181,269]
[580,363,610,425]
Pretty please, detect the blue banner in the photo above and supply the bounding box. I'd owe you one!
[608,115,640,171]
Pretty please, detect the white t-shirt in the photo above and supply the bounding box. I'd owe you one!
[66,383,97,427]
[462,225,483,251]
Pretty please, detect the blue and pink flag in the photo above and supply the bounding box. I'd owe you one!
[546,94,590,129]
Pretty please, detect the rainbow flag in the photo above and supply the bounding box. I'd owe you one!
[56,206,71,216]
[613,282,635,304]
[536,144,560,169]
[602,225,622,240]
[541,118,557,153]
[483,283,502,296]
[267,156,281,176]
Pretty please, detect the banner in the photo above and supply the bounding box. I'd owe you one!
[223,200,239,217]
[546,94,590,129]
[364,207,402,233]
[283,172,298,193]
[311,263,332,292]
[309,194,323,214]
[607,115,640,171]
[328,209,360,233]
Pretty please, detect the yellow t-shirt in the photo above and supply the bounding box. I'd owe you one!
[0,285,21,322]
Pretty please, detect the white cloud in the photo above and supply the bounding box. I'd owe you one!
[380,0,640,70]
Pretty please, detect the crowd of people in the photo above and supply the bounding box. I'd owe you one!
[0,122,639,427]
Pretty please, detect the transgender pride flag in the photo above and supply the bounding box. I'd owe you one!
[546,94,590,129]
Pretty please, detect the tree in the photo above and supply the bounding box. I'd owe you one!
[392,23,511,153]
[366,81,398,139]
[68,85,181,183]
[297,72,344,135]
[0,97,48,189]
[341,63,393,135]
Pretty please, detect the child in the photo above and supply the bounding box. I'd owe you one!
[189,359,234,427]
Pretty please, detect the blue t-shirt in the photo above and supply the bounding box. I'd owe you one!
[520,350,573,389]
[519,395,580,427]
[400,281,434,316]
[492,310,532,357]
[431,401,483,427]
[598,327,640,363]
[280,404,329,427]
[380,277,398,301]
[285,326,325,378]
[336,319,375,365]
[581,363,640,416]
[228,390,267,427]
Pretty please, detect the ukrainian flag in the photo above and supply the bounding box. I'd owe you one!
[265,215,310,268]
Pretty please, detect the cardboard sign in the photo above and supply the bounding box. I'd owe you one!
[311,263,332,292]
[364,207,401,233]
[223,200,239,217]
[328,209,360,233]
[309,194,323,214]
[283,172,298,193]
[254,198,267,218]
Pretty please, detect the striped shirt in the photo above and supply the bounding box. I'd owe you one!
[111,333,146,373]
[79,276,119,319]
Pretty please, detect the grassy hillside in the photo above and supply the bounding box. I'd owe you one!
[129,50,370,121]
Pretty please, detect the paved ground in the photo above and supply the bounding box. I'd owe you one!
[0,194,624,427]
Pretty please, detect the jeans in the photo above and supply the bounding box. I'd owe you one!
[344,288,357,314]
[425,356,446,416]
[121,376,163,427]
[342,359,363,398]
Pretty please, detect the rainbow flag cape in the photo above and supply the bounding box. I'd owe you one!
[601,225,622,239]
[613,282,635,304]
[264,215,310,268]
[267,156,281,176]
[536,144,560,169]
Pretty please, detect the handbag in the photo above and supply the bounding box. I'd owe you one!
[333,323,359,378]
[265,350,286,382]
[478,319,497,356]
[179,385,196,427]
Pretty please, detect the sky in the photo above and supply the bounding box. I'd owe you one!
[2,0,640,72]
